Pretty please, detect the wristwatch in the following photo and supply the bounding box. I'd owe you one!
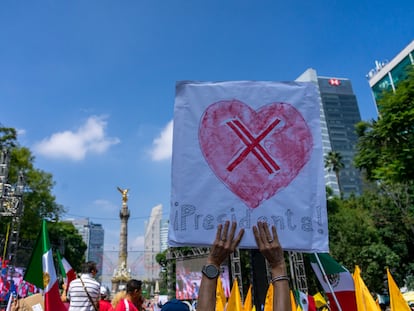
[202,264,220,279]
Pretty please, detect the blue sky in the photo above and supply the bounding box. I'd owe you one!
[1,1,413,252]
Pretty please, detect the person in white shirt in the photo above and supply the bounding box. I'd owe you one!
[68,261,100,311]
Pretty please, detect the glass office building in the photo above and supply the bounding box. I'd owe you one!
[297,69,363,197]
[65,218,104,278]
[368,40,414,104]
[88,223,104,279]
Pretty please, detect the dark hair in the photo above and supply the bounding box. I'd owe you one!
[81,261,97,274]
[126,279,142,293]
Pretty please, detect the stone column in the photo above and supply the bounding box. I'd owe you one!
[111,187,132,293]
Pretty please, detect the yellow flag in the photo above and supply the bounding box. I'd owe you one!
[264,284,273,311]
[313,292,327,309]
[216,294,225,311]
[243,285,253,311]
[387,268,411,311]
[290,290,297,311]
[353,265,381,311]
[216,276,226,311]
[227,278,242,311]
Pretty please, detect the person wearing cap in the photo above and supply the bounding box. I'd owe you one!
[114,279,143,311]
[99,286,113,311]
[160,299,191,311]
[197,220,291,311]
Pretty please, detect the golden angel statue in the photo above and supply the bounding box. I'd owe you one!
[117,187,129,203]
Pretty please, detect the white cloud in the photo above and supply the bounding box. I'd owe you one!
[149,120,173,161]
[33,115,120,161]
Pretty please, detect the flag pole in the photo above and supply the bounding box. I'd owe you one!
[314,253,343,311]
[3,223,10,261]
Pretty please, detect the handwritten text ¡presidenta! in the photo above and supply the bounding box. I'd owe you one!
[171,203,324,234]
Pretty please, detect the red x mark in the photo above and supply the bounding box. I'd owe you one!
[226,118,281,174]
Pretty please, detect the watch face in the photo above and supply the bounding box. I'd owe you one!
[204,264,219,279]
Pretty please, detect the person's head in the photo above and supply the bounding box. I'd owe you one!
[111,290,126,309]
[81,261,98,276]
[161,299,191,311]
[100,286,109,299]
[126,279,143,304]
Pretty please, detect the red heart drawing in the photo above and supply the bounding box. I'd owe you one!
[199,99,313,208]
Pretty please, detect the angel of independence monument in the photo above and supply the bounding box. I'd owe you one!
[111,187,132,293]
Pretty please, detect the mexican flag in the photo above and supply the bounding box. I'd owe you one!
[24,220,67,311]
[310,253,357,311]
[57,250,77,292]
[295,290,317,311]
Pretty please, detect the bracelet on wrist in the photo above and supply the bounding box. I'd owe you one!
[270,275,290,284]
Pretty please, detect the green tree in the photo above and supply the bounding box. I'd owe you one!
[155,250,169,295]
[0,125,85,268]
[48,221,87,272]
[326,192,400,291]
[353,67,414,287]
[354,68,414,183]
[325,151,344,196]
[0,125,17,149]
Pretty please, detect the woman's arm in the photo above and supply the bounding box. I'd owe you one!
[197,221,244,311]
[253,221,291,311]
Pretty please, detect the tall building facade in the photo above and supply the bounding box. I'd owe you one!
[159,219,169,252]
[368,40,414,106]
[66,218,104,279]
[144,204,163,281]
[88,223,104,277]
[297,68,363,197]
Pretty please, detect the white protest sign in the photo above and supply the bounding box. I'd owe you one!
[169,81,328,252]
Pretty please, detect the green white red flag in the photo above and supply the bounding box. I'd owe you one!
[310,253,357,311]
[57,250,77,291]
[24,220,67,311]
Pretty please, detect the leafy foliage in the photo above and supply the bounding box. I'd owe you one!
[325,151,344,196]
[355,68,414,183]
[326,191,401,291]
[0,126,17,149]
[0,125,85,269]
[48,221,87,272]
[342,67,414,291]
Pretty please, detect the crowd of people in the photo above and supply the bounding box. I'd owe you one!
[8,221,291,311]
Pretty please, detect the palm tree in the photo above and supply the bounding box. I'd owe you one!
[325,151,344,197]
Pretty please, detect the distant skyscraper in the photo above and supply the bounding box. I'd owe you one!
[367,40,414,107]
[88,223,104,277]
[144,204,163,281]
[70,218,90,249]
[66,218,104,278]
[297,68,363,197]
